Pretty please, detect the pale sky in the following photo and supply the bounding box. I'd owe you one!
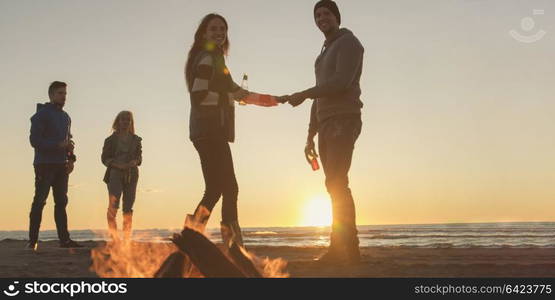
[1,0,554,230]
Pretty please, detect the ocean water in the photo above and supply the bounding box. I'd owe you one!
[1,222,554,248]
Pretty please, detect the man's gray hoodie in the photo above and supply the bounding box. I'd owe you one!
[300,28,364,136]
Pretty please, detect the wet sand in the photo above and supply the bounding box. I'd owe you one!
[1,239,554,278]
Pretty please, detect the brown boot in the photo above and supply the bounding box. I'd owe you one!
[184,206,210,233]
[107,207,118,242]
[123,212,133,242]
[184,213,209,234]
[220,221,244,249]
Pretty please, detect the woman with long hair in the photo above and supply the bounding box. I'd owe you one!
[101,111,142,242]
[184,13,278,248]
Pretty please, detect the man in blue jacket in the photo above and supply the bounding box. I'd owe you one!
[28,81,82,249]
[283,0,364,264]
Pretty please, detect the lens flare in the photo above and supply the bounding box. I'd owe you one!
[301,195,332,227]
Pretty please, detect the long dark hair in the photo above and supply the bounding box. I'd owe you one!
[185,13,229,91]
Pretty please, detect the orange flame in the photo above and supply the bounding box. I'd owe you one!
[90,236,177,278]
[238,246,289,278]
[91,207,288,278]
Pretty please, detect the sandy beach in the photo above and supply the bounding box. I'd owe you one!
[1,239,554,278]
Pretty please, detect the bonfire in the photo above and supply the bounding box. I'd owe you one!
[91,212,288,278]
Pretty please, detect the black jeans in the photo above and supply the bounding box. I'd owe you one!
[193,139,239,223]
[318,116,362,248]
[29,164,71,243]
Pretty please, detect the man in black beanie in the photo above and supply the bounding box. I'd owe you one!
[314,0,341,25]
[282,0,364,264]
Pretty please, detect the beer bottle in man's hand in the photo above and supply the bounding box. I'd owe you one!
[306,152,320,171]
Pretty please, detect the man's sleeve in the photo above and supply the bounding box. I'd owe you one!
[30,113,60,150]
[301,38,364,99]
[67,116,76,162]
[307,101,318,141]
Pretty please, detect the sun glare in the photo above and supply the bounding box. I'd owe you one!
[301,195,332,227]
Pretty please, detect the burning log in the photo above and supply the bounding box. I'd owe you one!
[154,252,189,278]
[172,228,246,278]
[91,210,288,278]
[155,231,262,278]
[228,242,262,278]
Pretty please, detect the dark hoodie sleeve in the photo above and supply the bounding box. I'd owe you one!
[67,116,76,162]
[300,36,364,99]
[307,101,318,141]
[29,112,61,151]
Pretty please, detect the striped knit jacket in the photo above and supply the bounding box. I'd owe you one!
[188,49,240,142]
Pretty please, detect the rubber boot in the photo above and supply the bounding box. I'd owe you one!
[220,221,244,249]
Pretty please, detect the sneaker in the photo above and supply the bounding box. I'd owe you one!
[59,239,84,248]
[25,241,38,251]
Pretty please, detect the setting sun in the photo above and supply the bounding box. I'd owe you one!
[301,195,332,227]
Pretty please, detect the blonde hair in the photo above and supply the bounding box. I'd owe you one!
[111,111,135,134]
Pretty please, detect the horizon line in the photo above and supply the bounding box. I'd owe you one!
[2,220,554,232]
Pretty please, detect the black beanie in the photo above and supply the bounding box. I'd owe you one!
[314,0,341,25]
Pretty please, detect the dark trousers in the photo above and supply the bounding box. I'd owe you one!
[318,116,362,249]
[193,138,239,223]
[29,164,70,243]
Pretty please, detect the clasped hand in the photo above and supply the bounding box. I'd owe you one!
[276,92,307,107]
